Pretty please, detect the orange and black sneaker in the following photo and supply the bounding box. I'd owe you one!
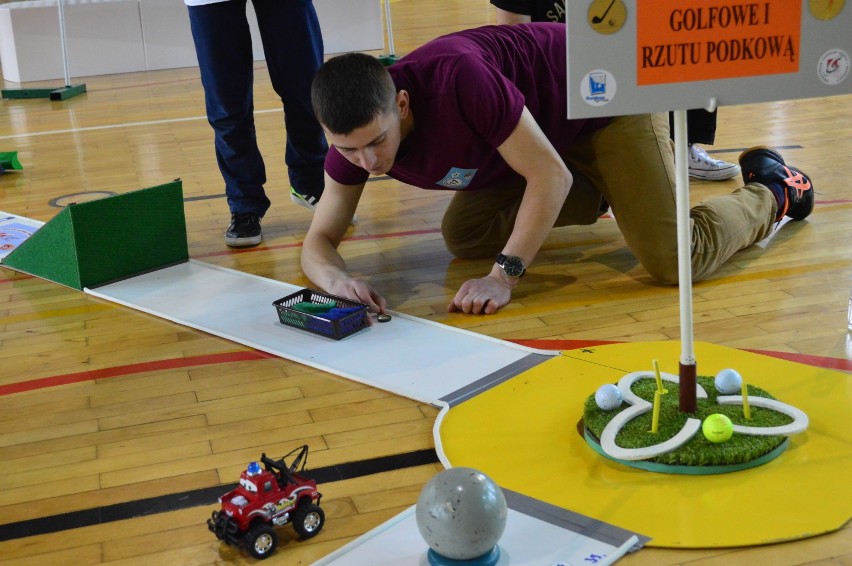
[739,146,814,222]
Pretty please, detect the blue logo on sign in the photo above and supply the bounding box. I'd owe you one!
[589,72,607,95]
[436,167,477,189]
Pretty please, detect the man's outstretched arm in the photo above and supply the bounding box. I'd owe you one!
[301,175,388,314]
[448,107,573,314]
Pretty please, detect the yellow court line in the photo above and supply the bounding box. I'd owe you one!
[700,258,852,286]
[448,257,851,330]
[0,303,115,325]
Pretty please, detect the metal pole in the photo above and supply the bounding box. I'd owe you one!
[57,0,71,86]
[383,0,395,57]
[673,109,697,413]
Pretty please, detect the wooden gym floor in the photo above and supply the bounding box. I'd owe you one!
[0,1,850,564]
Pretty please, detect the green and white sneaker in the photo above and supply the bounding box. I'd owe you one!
[290,187,357,224]
[290,186,320,211]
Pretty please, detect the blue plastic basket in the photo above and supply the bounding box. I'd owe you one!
[273,289,368,340]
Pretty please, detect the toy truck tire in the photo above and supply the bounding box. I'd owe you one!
[292,502,325,539]
[246,523,278,560]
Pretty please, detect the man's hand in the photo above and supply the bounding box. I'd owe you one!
[328,277,388,314]
[447,275,513,314]
[445,108,570,316]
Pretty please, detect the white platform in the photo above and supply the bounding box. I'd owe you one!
[86,260,553,406]
[0,0,384,82]
[315,492,640,566]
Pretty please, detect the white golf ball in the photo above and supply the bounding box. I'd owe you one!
[714,368,742,394]
[595,384,623,411]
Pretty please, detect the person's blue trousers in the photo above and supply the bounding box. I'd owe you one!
[189,0,328,216]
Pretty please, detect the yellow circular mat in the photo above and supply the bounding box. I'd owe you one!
[436,341,851,548]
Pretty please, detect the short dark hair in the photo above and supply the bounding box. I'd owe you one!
[311,53,397,134]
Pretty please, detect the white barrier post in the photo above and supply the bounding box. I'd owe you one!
[378,0,398,66]
[0,0,87,100]
[673,109,697,412]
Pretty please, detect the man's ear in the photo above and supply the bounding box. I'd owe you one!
[396,90,410,118]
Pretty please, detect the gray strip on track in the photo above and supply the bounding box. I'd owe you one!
[440,353,555,407]
[503,488,651,550]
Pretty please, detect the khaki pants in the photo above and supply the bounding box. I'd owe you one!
[441,113,776,283]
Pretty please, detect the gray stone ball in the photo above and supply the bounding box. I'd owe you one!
[415,467,508,560]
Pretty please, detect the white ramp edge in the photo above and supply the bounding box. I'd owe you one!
[313,491,642,566]
[85,259,558,405]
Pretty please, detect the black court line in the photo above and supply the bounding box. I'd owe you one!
[50,145,801,207]
[182,176,393,203]
[180,143,804,204]
[184,193,226,202]
[0,448,439,542]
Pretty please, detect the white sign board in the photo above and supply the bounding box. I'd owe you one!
[567,0,852,118]
[0,212,43,262]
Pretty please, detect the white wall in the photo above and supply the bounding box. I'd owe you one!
[0,0,385,83]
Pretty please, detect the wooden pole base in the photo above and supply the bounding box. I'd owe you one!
[679,361,697,413]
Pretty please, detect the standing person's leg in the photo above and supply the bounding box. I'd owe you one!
[684,108,717,146]
[669,109,740,181]
[189,1,268,246]
[566,113,776,283]
[253,0,329,209]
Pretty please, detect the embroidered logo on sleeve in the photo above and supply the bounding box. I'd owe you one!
[436,167,477,189]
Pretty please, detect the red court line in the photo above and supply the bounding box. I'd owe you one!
[4,339,847,398]
[198,228,442,258]
[0,273,34,284]
[0,350,275,397]
[744,349,852,372]
[509,339,852,372]
[195,197,850,259]
[511,339,618,350]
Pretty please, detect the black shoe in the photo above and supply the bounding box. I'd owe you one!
[739,146,814,222]
[225,212,262,247]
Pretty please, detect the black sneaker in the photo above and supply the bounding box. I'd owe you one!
[225,212,262,247]
[739,146,814,222]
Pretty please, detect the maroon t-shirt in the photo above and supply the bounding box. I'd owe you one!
[325,23,608,191]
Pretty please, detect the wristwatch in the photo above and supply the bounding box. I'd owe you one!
[495,253,526,278]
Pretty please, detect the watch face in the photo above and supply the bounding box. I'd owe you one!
[502,255,526,277]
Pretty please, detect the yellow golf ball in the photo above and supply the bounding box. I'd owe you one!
[702,413,734,443]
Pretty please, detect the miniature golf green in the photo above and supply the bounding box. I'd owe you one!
[583,376,792,468]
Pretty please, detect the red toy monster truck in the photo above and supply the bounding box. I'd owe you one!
[207,445,324,559]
